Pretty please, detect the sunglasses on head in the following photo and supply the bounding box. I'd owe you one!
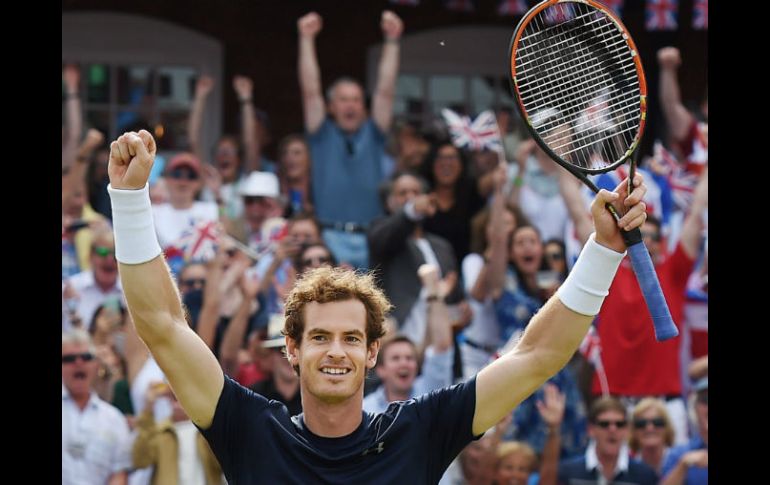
[633,418,666,429]
[62,352,94,364]
[302,255,331,267]
[92,246,115,257]
[595,419,627,429]
[167,167,199,181]
[181,278,206,289]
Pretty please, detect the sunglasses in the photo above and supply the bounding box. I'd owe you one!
[243,196,267,205]
[595,419,627,429]
[633,418,666,429]
[92,246,115,257]
[62,352,95,364]
[302,256,331,267]
[167,168,199,181]
[545,252,564,261]
[181,278,206,289]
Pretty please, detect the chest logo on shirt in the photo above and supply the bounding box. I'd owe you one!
[361,441,385,456]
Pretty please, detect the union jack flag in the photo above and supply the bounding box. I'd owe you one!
[389,0,420,6]
[441,108,502,152]
[173,220,221,263]
[444,0,475,12]
[692,0,707,30]
[543,3,575,25]
[598,0,625,17]
[652,140,700,211]
[497,0,528,16]
[645,0,678,31]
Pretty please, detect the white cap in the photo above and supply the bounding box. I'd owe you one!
[239,171,280,198]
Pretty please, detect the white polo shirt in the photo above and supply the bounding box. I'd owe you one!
[62,386,131,485]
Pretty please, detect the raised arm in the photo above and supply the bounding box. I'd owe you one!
[678,166,708,259]
[62,129,105,207]
[297,12,326,133]
[187,75,215,163]
[372,10,403,133]
[62,64,83,170]
[657,47,694,142]
[233,75,261,172]
[472,175,648,435]
[471,163,514,301]
[558,167,593,246]
[107,130,223,428]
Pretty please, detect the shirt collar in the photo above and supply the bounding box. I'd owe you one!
[62,384,98,409]
[585,440,630,474]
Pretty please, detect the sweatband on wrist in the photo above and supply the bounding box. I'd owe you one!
[107,183,162,265]
[556,234,625,316]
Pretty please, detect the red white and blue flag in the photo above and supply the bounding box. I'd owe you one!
[692,0,707,30]
[442,109,502,152]
[444,0,475,12]
[645,0,678,31]
[173,220,221,262]
[497,0,528,16]
[652,140,699,212]
[579,325,602,367]
[543,3,575,25]
[598,0,625,17]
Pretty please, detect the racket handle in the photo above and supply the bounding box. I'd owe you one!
[622,229,679,342]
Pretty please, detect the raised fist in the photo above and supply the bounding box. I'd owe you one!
[108,130,157,190]
[298,12,323,38]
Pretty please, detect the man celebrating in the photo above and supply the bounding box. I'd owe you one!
[297,10,403,269]
[107,130,647,483]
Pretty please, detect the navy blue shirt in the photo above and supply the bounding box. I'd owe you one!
[558,455,658,485]
[199,375,479,484]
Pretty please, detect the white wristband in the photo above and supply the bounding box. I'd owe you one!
[556,234,625,316]
[108,183,162,265]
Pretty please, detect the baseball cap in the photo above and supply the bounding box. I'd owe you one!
[239,171,280,198]
[165,152,202,175]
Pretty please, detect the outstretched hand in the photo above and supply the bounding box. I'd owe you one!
[108,130,156,190]
[591,174,647,253]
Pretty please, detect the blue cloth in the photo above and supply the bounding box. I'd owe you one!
[199,374,480,484]
[558,455,657,485]
[661,435,708,485]
[62,239,80,280]
[510,368,587,460]
[322,229,369,271]
[494,268,543,343]
[309,118,386,226]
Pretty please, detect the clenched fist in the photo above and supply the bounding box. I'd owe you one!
[108,130,156,190]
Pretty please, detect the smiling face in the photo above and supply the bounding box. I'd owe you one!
[510,226,543,276]
[286,299,379,405]
[496,451,533,485]
[376,339,418,397]
[590,409,629,457]
[432,144,463,188]
[328,81,367,133]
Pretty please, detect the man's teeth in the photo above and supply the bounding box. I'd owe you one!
[321,368,350,375]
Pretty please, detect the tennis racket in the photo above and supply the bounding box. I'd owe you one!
[508,0,678,341]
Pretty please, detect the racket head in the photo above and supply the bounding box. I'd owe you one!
[508,0,647,174]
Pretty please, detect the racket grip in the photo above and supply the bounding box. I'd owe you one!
[625,240,679,341]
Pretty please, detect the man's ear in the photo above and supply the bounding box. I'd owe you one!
[367,340,380,370]
[285,337,299,365]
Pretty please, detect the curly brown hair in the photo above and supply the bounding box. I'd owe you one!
[283,267,392,347]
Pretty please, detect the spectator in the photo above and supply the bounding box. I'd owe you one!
[297,10,404,269]
[629,398,676,475]
[660,378,708,485]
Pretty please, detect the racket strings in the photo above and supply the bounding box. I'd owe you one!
[514,2,641,170]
